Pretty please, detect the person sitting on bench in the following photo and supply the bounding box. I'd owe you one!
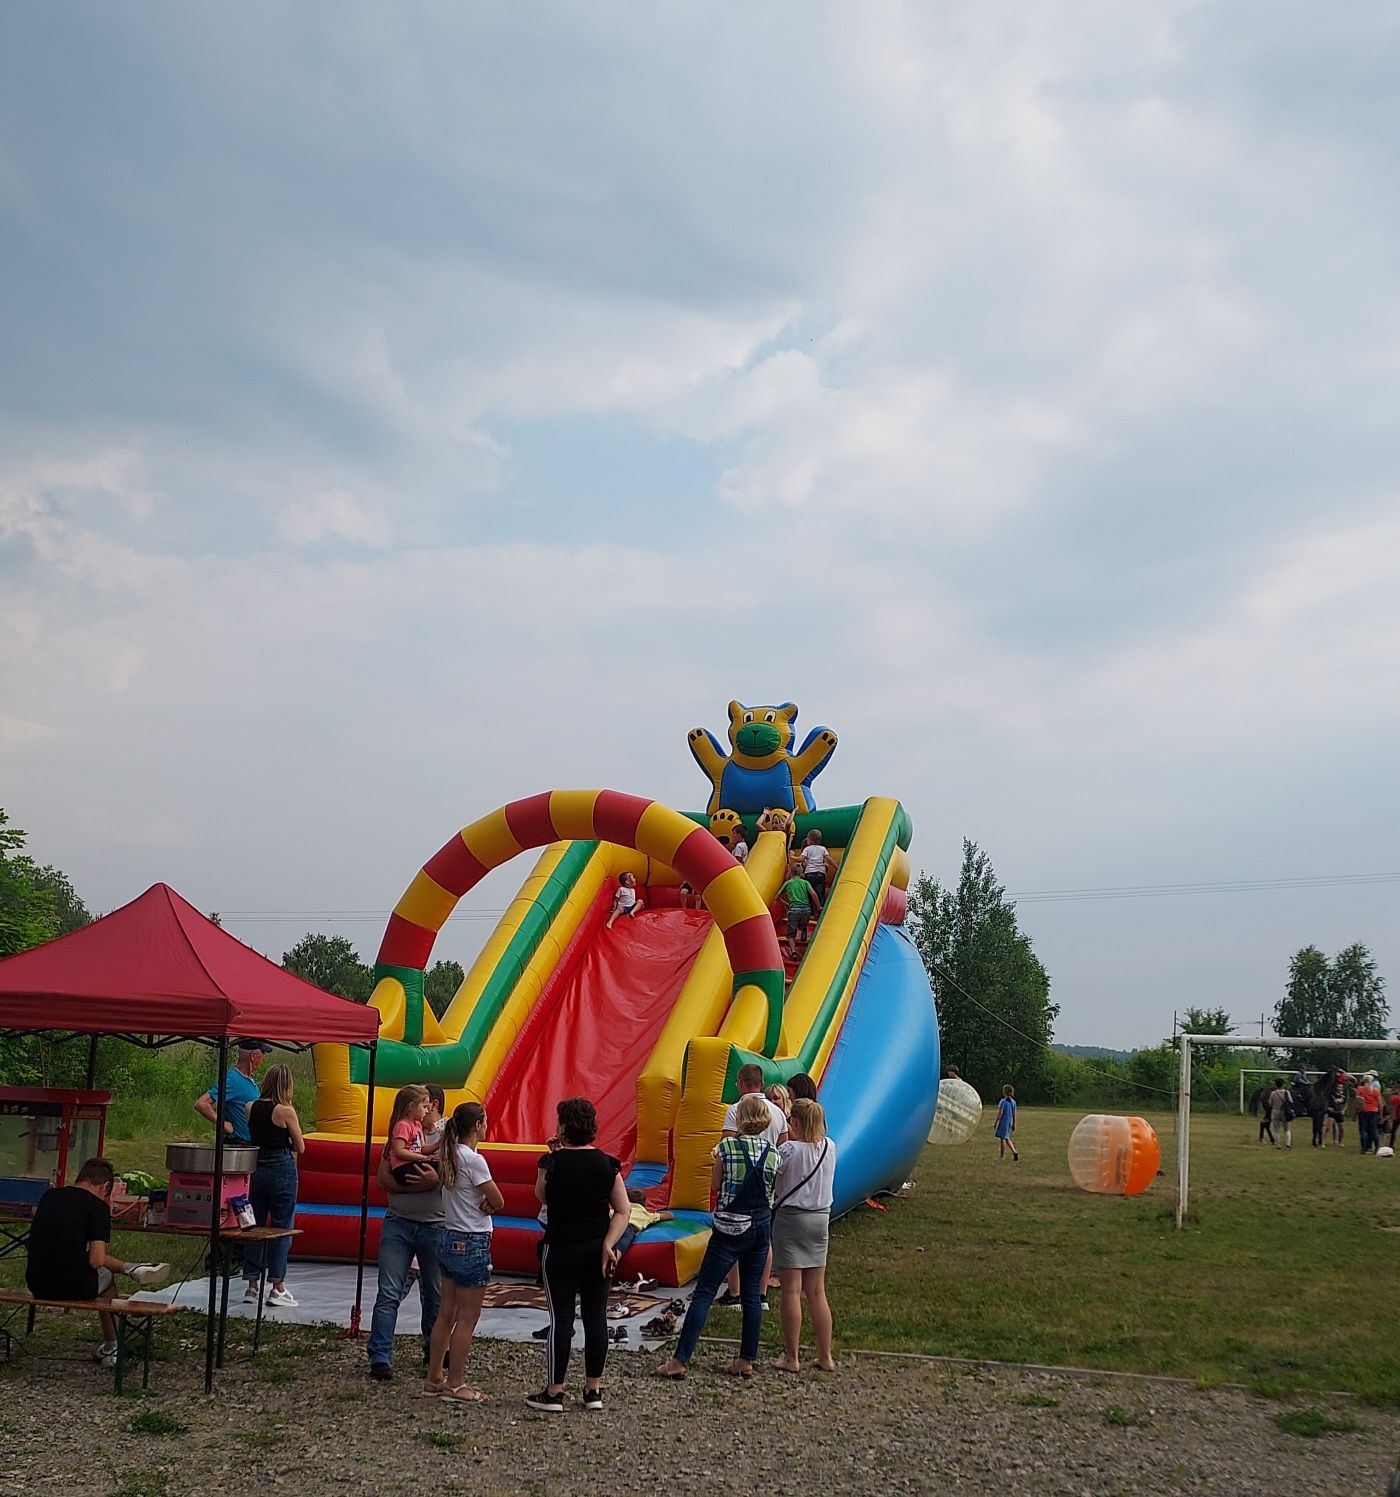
[25,1157,167,1369]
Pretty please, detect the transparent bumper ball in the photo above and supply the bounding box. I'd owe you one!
[927,1077,983,1145]
[1067,1114,1160,1196]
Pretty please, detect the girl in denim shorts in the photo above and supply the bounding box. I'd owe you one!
[426,1103,503,1403]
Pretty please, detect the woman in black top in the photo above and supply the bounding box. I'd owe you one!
[243,1063,305,1309]
[527,1097,629,1413]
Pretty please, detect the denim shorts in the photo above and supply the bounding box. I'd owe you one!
[439,1230,492,1289]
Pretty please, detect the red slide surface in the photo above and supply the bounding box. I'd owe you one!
[484,907,712,1161]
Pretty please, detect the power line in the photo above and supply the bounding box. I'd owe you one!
[1008,872,1400,904]
[929,961,1177,1098]
[219,910,508,923]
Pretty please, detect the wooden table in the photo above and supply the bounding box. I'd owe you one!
[0,1212,299,1373]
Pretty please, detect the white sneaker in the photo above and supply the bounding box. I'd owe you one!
[126,1262,170,1287]
[95,1341,118,1368]
[266,1287,298,1308]
[243,1282,261,1303]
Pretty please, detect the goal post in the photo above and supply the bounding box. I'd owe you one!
[1177,1033,1400,1229]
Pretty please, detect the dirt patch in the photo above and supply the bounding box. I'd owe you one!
[1,1322,1397,1496]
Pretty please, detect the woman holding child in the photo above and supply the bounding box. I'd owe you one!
[656,1093,779,1380]
[771,1097,837,1373]
[426,1102,503,1403]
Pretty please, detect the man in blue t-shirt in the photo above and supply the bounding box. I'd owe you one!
[194,1038,271,1142]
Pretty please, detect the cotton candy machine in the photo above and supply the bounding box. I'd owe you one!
[164,1142,256,1228]
[0,1088,111,1211]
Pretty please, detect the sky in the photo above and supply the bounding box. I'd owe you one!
[2,3,1398,1050]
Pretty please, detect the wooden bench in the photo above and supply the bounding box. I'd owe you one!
[0,1288,186,1392]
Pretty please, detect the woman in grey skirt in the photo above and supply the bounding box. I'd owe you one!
[770,1098,837,1373]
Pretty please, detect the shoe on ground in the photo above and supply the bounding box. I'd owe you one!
[582,1387,603,1411]
[526,1388,565,1413]
[242,1282,260,1303]
[265,1287,298,1308]
[759,1299,769,1312]
[126,1262,171,1287]
[369,1362,393,1382]
[94,1340,118,1366]
[531,1325,550,1340]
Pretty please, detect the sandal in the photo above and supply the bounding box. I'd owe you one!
[641,1311,677,1336]
[654,1364,687,1379]
[725,1360,755,1379]
[440,1385,489,1404]
[421,1379,448,1397]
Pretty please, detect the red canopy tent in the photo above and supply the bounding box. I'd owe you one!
[0,882,380,1391]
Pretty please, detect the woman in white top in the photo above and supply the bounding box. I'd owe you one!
[770,1097,837,1373]
[426,1102,504,1403]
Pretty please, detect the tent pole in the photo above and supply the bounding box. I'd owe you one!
[84,1034,99,1088]
[205,1036,229,1394]
[350,1039,377,1337]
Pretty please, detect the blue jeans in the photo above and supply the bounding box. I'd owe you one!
[244,1152,297,1284]
[673,1215,771,1366]
[367,1214,444,1367]
[1359,1112,1380,1153]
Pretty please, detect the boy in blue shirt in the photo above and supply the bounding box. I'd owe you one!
[994,1084,1019,1162]
[194,1038,270,1143]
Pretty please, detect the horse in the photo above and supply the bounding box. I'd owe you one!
[1248,1068,1344,1148]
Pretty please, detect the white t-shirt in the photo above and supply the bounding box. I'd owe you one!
[800,844,828,875]
[732,838,749,864]
[615,884,638,911]
[443,1143,495,1234]
[722,1095,788,1148]
[775,1137,837,1211]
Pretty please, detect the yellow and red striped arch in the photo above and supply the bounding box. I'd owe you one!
[378,789,783,1020]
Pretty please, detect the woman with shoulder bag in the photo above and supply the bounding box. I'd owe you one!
[656,1093,779,1380]
[771,1097,837,1373]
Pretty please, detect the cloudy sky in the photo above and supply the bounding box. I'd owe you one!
[3,3,1398,1049]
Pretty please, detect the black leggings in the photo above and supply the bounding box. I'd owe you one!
[540,1239,608,1386]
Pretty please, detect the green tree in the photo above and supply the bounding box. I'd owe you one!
[1330,943,1387,1035]
[424,959,465,1019]
[282,933,374,1003]
[909,840,1058,1099]
[0,810,92,1083]
[1274,943,1389,1069]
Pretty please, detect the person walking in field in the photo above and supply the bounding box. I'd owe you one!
[994,1084,1019,1161]
[1356,1072,1383,1154]
[1267,1079,1292,1149]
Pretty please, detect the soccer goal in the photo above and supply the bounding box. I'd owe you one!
[1237,1067,1323,1114]
[1177,1033,1400,1228]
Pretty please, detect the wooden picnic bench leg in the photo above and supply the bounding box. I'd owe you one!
[253,1253,269,1353]
[114,1315,128,1395]
[216,1242,234,1368]
[138,1314,153,1391]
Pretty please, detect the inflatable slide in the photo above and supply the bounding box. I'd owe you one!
[297,702,940,1285]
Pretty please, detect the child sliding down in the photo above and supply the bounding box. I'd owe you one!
[606,871,645,929]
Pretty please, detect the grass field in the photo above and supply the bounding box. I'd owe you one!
[6,1103,1398,1407]
[807,1107,1400,1405]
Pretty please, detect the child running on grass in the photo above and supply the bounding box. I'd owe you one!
[995,1084,1019,1161]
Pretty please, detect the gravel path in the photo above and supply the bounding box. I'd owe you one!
[2,1322,1397,1496]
